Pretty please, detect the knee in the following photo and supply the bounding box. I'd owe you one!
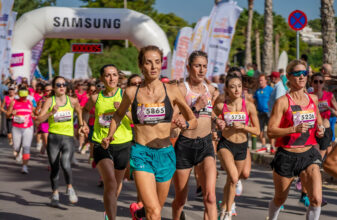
[203,191,216,205]
[146,206,161,220]
[173,196,186,208]
[228,175,239,185]
[274,195,287,206]
[309,194,322,207]
[240,170,250,179]
[103,177,117,192]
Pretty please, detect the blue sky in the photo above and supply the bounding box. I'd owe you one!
[57,0,336,23]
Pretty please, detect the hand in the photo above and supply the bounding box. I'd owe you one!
[294,123,309,133]
[194,94,208,111]
[12,110,16,115]
[51,105,59,114]
[316,125,325,138]
[232,122,245,130]
[114,102,120,109]
[212,131,218,141]
[173,117,187,130]
[216,118,226,130]
[79,125,89,137]
[101,136,113,149]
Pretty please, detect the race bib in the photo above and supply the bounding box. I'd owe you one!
[53,110,71,122]
[318,101,329,112]
[199,99,213,116]
[293,110,316,128]
[98,112,114,127]
[13,115,26,124]
[223,112,246,125]
[137,103,165,124]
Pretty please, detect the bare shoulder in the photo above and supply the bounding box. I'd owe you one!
[69,96,79,105]
[207,83,216,94]
[275,95,289,109]
[309,93,318,103]
[178,82,187,95]
[90,93,99,103]
[245,99,256,109]
[215,93,225,104]
[125,86,138,101]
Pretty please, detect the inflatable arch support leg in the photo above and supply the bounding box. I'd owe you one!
[11,7,171,80]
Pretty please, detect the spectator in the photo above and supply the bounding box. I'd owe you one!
[246,63,254,77]
[254,74,273,153]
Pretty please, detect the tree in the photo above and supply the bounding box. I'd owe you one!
[321,0,337,75]
[13,0,56,18]
[244,0,254,67]
[261,0,273,74]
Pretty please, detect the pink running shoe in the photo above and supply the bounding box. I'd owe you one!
[130,202,142,220]
[295,179,302,191]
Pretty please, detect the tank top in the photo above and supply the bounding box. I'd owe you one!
[92,89,133,144]
[88,106,96,126]
[4,96,13,109]
[276,93,317,148]
[314,91,333,119]
[12,99,33,128]
[221,98,249,126]
[131,83,173,125]
[48,96,74,136]
[184,82,212,117]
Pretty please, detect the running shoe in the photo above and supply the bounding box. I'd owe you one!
[322,198,328,207]
[104,211,109,220]
[130,202,142,220]
[50,192,59,207]
[231,203,237,216]
[270,147,276,155]
[295,179,302,191]
[21,165,28,174]
[67,187,78,204]
[219,210,232,220]
[235,180,243,196]
[256,147,267,153]
[280,205,284,211]
[9,139,13,146]
[36,141,42,151]
[299,195,310,207]
[180,210,186,220]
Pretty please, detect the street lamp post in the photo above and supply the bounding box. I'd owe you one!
[124,0,129,48]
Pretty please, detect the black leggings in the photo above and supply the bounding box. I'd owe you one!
[47,133,74,191]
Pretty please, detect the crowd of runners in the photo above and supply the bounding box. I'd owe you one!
[1,45,337,220]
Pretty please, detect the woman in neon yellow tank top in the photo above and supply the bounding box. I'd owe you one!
[35,76,86,207]
[82,64,133,220]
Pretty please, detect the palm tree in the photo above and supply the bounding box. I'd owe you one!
[262,0,273,74]
[321,0,337,76]
[244,0,254,67]
[255,30,261,71]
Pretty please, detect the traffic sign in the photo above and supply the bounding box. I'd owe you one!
[288,10,307,31]
[71,43,103,53]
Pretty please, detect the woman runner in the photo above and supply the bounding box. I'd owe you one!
[267,60,324,220]
[213,74,260,220]
[82,64,133,220]
[1,85,16,147]
[35,76,85,207]
[172,51,218,220]
[102,45,197,220]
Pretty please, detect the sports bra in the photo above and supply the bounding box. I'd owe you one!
[221,98,249,126]
[131,83,173,125]
[184,82,212,117]
[276,93,317,148]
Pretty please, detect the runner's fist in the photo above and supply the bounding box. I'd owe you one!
[195,94,208,111]
[173,117,187,130]
[51,105,59,114]
[216,118,226,130]
[294,123,308,133]
[101,136,113,149]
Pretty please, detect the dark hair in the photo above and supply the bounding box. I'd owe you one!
[100,64,118,76]
[301,54,308,62]
[18,84,28,91]
[138,45,163,67]
[225,73,242,88]
[188,50,208,67]
[127,74,141,86]
[227,67,241,76]
[311,72,324,83]
[51,76,66,88]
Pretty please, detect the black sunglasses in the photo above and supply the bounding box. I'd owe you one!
[313,80,324,84]
[55,83,67,88]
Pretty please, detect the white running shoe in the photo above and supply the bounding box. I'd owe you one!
[50,192,59,207]
[235,180,243,196]
[219,209,232,220]
[21,165,28,174]
[67,187,78,204]
[231,203,237,216]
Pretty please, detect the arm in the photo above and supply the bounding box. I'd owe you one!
[6,101,14,117]
[82,94,97,125]
[212,94,227,130]
[310,94,324,138]
[71,97,84,126]
[241,101,260,136]
[34,98,54,124]
[328,94,337,115]
[0,99,5,113]
[34,100,43,115]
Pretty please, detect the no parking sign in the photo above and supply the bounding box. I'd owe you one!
[288,10,307,31]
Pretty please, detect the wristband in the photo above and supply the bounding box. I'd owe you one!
[212,116,218,124]
[185,121,190,129]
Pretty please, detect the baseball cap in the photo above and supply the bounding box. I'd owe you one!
[270,72,280,78]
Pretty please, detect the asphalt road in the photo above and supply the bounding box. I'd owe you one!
[1,137,337,220]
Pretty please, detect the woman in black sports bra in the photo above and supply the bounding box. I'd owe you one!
[102,45,197,220]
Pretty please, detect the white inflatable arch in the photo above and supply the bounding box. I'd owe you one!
[11,7,171,80]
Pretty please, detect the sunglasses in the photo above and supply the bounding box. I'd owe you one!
[45,89,52,92]
[131,82,141,86]
[90,89,96,93]
[313,80,324,84]
[290,70,308,77]
[55,83,67,88]
[96,84,105,88]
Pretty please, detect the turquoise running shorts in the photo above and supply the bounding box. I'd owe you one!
[130,143,176,182]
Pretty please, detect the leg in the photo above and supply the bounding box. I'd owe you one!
[134,171,162,220]
[97,159,118,220]
[12,127,22,155]
[21,126,34,166]
[47,134,62,192]
[196,156,217,220]
[268,171,293,220]
[41,133,49,154]
[240,149,251,179]
[59,136,74,188]
[323,144,337,178]
[172,168,192,220]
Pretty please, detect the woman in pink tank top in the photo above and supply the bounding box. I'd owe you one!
[267,60,325,220]
[1,85,16,147]
[6,85,35,174]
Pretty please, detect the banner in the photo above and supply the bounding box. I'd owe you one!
[34,66,46,80]
[0,0,14,76]
[74,53,90,79]
[59,53,74,79]
[189,16,208,54]
[170,27,192,80]
[48,55,54,80]
[30,40,45,79]
[206,0,242,78]
[3,11,16,77]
